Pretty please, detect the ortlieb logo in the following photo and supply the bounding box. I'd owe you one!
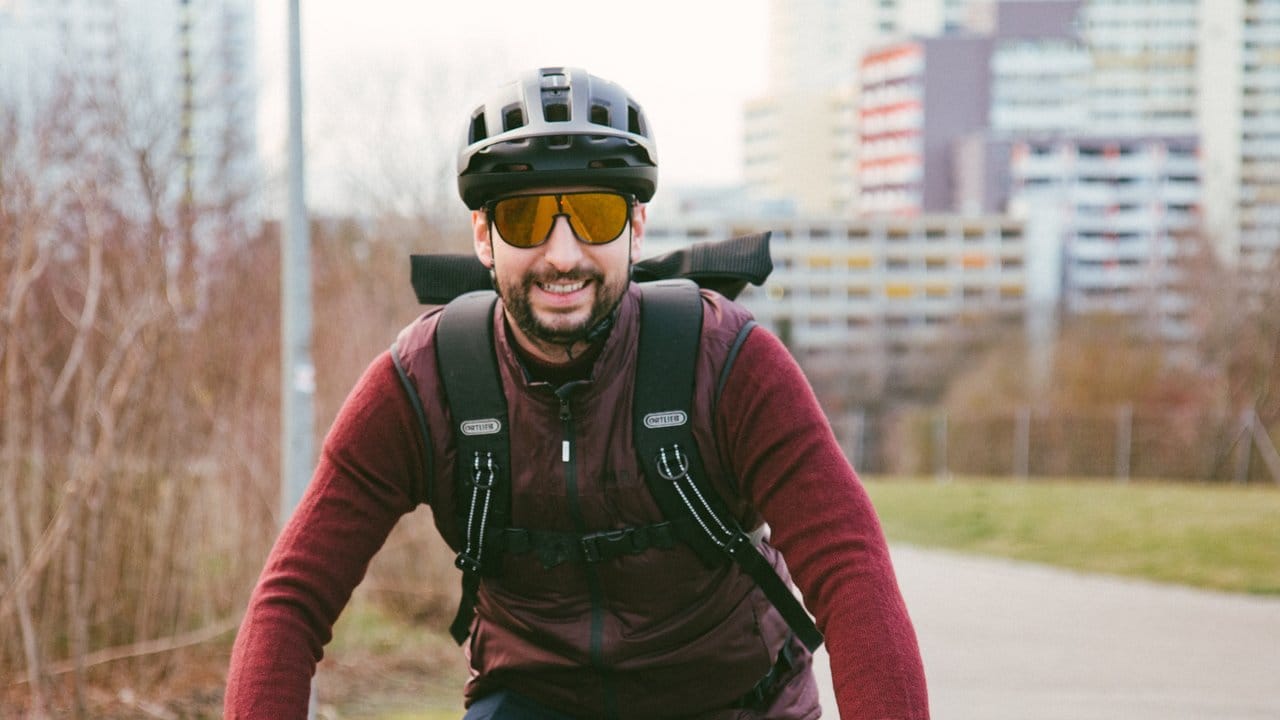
[460,419,501,436]
[643,411,687,429]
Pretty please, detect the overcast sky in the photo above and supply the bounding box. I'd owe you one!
[255,1,770,214]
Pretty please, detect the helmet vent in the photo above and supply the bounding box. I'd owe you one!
[627,105,645,135]
[590,104,610,126]
[469,111,487,143]
[503,105,525,132]
[544,102,570,123]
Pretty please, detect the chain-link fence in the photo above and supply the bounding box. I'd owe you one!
[835,405,1280,483]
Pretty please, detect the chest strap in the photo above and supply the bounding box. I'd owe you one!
[495,521,679,569]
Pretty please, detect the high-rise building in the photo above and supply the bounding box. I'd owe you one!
[858,35,994,216]
[1199,0,1280,273]
[1009,135,1200,342]
[1081,0,1200,136]
[978,0,1091,135]
[744,0,981,217]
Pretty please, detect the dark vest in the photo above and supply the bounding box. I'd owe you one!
[394,284,816,719]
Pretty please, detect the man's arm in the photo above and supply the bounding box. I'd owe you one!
[716,328,929,720]
[224,351,426,719]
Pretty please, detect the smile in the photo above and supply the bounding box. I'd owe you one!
[538,280,588,295]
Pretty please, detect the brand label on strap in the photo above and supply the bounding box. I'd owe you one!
[643,410,688,429]
[460,418,502,436]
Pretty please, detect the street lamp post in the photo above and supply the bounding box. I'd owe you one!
[282,0,316,712]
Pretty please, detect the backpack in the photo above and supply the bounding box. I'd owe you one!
[395,233,822,652]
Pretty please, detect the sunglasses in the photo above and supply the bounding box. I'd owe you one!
[486,192,634,249]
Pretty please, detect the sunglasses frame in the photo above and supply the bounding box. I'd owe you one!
[484,191,636,249]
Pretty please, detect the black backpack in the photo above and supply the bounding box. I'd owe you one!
[394,233,822,652]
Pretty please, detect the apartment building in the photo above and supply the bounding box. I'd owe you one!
[744,0,982,217]
[1081,0,1200,136]
[643,213,1042,396]
[1199,0,1280,273]
[1008,135,1200,341]
[977,0,1091,135]
[858,35,994,216]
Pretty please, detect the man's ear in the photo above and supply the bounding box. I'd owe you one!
[630,203,646,257]
[472,210,494,269]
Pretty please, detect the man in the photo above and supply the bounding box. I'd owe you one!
[225,66,928,719]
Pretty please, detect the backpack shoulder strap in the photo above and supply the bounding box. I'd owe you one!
[435,290,511,644]
[634,281,823,652]
[389,340,435,505]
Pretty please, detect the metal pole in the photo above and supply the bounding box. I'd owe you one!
[1234,407,1254,485]
[1115,402,1132,483]
[283,0,314,522]
[1013,405,1031,481]
[283,0,317,713]
[934,411,949,483]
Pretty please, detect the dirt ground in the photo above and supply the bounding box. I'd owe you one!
[2,628,468,720]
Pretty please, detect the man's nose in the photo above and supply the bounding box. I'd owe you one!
[541,215,584,271]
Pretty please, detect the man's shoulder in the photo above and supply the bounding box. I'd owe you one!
[391,305,451,390]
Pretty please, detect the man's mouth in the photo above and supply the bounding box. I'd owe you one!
[538,279,588,295]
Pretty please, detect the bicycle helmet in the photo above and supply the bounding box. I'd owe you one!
[457,66,658,210]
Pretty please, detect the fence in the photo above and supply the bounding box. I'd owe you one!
[832,405,1280,484]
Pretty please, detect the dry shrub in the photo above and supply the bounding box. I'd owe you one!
[0,64,466,719]
[309,214,469,627]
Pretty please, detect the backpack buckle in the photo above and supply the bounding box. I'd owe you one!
[455,552,482,573]
[722,533,749,557]
[580,528,634,564]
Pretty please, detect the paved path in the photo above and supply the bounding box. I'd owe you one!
[811,545,1280,719]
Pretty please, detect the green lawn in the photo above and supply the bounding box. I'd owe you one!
[863,476,1280,595]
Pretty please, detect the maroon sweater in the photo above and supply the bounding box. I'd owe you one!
[224,327,929,719]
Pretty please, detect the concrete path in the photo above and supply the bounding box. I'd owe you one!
[811,545,1280,719]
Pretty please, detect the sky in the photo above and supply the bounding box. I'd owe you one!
[255,1,771,214]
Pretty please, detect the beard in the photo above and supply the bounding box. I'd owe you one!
[497,265,629,348]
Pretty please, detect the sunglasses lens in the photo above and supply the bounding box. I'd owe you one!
[491,193,629,248]
[561,193,629,244]
[492,194,558,248]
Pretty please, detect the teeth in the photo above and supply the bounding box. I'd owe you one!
[541,280,586,294]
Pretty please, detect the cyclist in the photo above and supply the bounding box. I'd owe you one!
[225,66,928,719]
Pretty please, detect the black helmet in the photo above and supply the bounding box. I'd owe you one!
[457,67,658,210]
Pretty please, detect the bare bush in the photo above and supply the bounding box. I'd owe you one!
[0,42,275,717]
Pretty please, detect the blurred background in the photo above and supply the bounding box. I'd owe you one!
[1,0,1277,717]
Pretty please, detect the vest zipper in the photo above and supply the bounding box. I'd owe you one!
[555,389,617,720]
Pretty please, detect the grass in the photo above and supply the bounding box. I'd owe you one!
[863,476,1280,595]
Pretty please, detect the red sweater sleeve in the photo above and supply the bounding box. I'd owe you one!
[717,328,929,719]
[224,351,424,719]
